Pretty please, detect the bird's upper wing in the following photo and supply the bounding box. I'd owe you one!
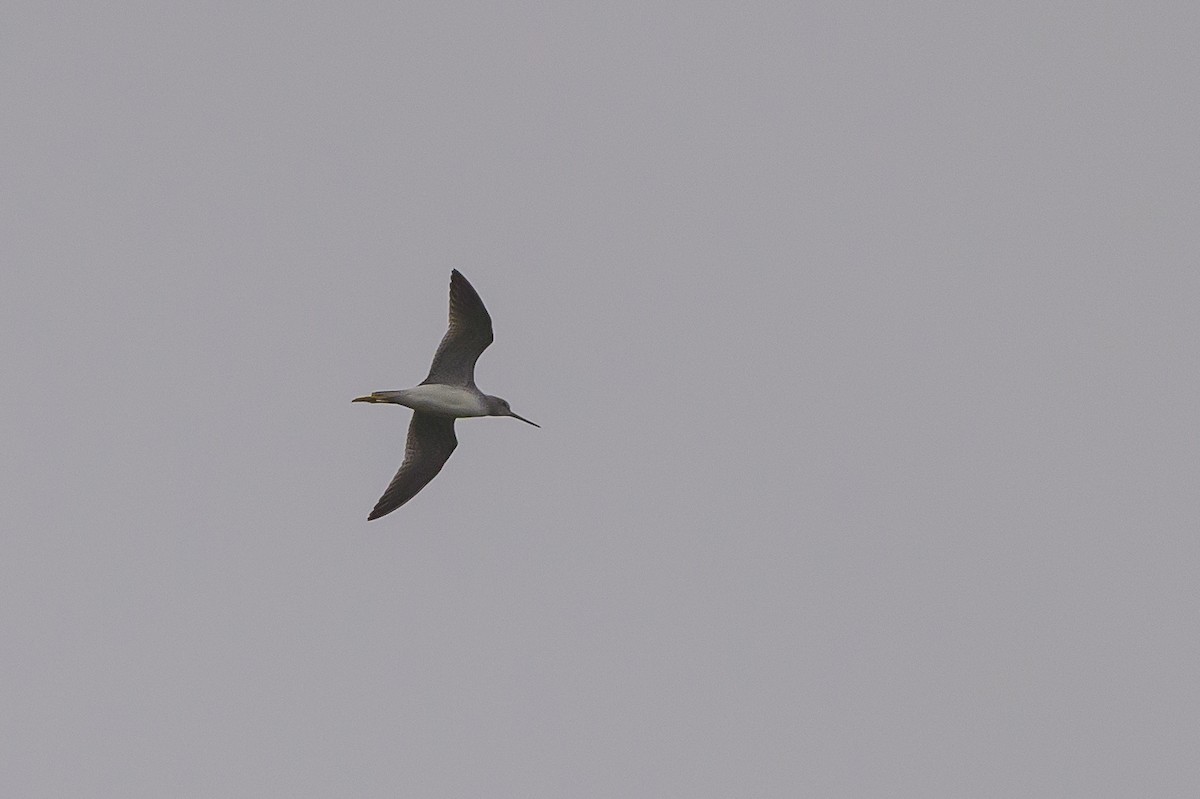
[367,413,458,520]
[421,270,494,387]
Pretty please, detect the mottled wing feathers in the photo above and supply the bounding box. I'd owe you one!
[421,270,494,387]
[367,413,458,520]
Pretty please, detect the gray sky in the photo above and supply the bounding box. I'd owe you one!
[4,3,1199,796]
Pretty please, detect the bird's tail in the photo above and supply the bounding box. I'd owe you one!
[352,391,406,403]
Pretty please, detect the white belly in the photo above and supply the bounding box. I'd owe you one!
[394,384,488,417]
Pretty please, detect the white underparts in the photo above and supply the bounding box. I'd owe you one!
[389,384,489,418]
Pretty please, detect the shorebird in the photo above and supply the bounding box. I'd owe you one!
[353,270,539,520]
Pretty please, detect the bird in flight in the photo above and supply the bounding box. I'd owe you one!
[353,270,539,520]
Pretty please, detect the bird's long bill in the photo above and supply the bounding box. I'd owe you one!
[510,411,540,428]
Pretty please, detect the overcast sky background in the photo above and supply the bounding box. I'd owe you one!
[4,3,1199,797]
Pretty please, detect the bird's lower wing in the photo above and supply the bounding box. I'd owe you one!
[367,413,458,520]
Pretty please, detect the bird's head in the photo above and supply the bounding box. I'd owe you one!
[485,396,539,427]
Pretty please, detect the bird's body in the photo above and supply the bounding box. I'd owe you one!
[354,270,538,520]
[360,385,492,418]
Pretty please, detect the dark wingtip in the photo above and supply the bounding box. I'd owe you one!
[368,497,402,521]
